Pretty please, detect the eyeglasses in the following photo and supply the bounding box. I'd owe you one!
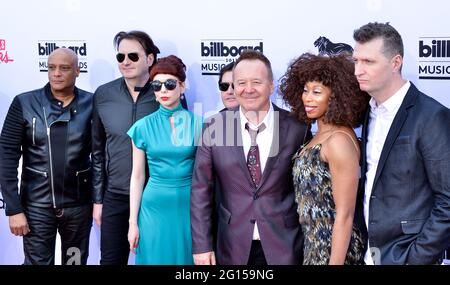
[150,79,178,91]
[116,52,139,63]
[218,82,233,92]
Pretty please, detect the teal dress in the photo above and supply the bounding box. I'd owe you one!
[127,103,202,265]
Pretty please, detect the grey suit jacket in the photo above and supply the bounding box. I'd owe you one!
[360,83,450,264]
[190,104,311,265]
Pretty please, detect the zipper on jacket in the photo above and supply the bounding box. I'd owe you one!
[43,107,57,209]
[132,102,137,123]
[32,117,36,145]
[130,82,149,123]
[25,166,48,177]
[130,100,138,175]
[76,167,90,176]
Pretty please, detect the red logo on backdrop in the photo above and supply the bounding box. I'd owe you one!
[0,39,15,64]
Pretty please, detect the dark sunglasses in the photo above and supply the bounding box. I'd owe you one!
[218,82,233,92]
[116,52,139,63]
[150,79,178,91]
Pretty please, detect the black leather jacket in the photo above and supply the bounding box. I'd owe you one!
[0,84,93,215]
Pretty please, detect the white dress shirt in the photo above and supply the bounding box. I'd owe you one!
[364,81,410,264]
[239,103,274,240]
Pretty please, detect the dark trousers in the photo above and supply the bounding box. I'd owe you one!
[247,240,267,265]
[23,204,92,265]
[100,191,130,265]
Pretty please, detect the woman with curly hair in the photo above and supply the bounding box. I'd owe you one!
[279,53,370,265]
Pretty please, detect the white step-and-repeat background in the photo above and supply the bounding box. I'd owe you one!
[1,0,449,264]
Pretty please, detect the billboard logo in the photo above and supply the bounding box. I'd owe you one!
[0,39,15,64]
[37,40,88,73]
[38,42,87,56]
[418,37,450,80]
[200,39,263,76]
[419,39,450,58]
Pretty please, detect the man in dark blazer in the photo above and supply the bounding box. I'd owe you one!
[190,50,311,265]
[353,22,450,265]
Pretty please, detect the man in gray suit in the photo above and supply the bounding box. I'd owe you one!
[353,22,450,264]
[190,50,311,265]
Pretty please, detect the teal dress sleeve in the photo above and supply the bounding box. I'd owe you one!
[127,119,147,151]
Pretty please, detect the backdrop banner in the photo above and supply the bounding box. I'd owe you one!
[1,0,449,264]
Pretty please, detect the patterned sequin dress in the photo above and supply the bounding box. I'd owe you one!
[292,143,364,265]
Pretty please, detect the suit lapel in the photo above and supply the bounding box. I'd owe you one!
[229,110,255,187]
[372,85,417,187]
[360,108,370,193]
[256,104,285,191]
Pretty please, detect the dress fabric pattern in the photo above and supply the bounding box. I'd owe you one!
[127,104,202,265]
[292,143,364,265]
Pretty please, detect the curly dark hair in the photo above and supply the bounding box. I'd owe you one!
[279,53,369,127]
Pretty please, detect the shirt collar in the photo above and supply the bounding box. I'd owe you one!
[133,78,152,93]
[239,103,274,134]
[44,83,79,111]
[370,81,410,113]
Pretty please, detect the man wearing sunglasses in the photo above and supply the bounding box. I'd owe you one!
[218,62,239,111]
[91,31,161,265]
